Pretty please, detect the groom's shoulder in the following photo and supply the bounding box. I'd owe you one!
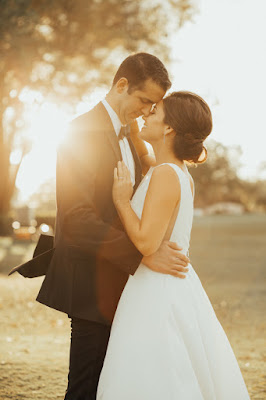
[61,102,108,153]
[69,102,105,136]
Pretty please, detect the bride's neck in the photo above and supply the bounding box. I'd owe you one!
[153,141,184,168]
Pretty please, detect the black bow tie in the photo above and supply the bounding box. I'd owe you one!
[118,125,130,141]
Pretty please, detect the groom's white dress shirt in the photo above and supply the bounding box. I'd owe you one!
[102,99,136,186]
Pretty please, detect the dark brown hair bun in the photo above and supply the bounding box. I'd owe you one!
[163,91,212,163]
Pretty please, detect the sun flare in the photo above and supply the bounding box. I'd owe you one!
[14,94,70,203]
[25,102,69,149]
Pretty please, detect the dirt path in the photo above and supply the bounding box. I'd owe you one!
[0,214,266,399]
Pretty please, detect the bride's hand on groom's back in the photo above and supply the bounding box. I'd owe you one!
[142,241,190,278]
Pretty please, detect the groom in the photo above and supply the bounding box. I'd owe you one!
[36,53,189,399]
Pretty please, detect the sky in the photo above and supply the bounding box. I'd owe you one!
[170,0,266,179]
[15,0,266,203]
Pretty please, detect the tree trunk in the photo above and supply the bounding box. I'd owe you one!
[0,106,14,234]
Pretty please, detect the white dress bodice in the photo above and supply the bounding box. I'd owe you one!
[131,163,194,256]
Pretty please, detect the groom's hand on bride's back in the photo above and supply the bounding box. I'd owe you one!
[142,241,190,278]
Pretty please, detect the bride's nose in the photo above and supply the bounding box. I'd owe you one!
[143,111,152,122]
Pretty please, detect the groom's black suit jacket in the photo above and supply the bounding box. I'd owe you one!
[36,102,143,324]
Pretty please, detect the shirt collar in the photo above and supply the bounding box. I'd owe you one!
[102,98,123,137]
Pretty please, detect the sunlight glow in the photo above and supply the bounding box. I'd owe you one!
[5,107,15,120]
[15,92,70,203]
[25,102,69,149]
[14,0,266,204]
[9,89,18,98]
[40,223,49,233]
[15,87,107,203]
[19,87,44,105]
[10,150,23,165]
[12,221,20,230]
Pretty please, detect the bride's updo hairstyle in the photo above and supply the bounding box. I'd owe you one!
[163,91,212,163]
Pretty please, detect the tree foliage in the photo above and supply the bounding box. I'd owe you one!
[190,140,266,211]
[0,0,195,231]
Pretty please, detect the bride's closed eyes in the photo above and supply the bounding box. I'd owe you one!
[150,104,157,114]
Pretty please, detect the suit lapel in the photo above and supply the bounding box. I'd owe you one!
[94,102,122,162]
[127,136,142,191]
[93,102,142,191]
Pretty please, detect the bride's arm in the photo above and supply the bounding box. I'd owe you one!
[130,120,156,174]
[113,161,180,256]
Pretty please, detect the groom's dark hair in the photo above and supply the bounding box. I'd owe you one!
[112,53,171,93]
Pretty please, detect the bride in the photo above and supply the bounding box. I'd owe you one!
[96,91,250,399]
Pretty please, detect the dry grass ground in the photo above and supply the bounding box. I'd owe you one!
[0,214,265,399]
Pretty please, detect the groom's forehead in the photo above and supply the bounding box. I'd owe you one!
[137,79,166,102]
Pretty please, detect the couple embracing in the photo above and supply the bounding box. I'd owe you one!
[29,53,249,399]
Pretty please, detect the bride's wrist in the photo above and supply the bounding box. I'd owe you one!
[114,199,130,210]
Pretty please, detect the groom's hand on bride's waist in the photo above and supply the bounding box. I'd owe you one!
[142,241,190,279]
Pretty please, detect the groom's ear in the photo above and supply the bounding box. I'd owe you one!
[116,78,129,94]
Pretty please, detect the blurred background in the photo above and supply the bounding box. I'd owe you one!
[0,0,265,399]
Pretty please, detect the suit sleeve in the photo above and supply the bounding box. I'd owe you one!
[56,121,142,275]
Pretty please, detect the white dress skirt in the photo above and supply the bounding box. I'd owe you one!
[96,164,250,400]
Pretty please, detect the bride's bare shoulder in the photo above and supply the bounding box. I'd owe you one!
[147,164,181,198]
[152,163,179,174]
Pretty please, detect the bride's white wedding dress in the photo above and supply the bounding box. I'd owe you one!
[97,163,250,400]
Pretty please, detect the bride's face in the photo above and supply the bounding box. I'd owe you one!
[140,100,168,144]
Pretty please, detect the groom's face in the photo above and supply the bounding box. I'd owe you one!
[116,78,166,125]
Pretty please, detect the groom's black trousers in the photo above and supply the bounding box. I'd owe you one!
[64,317,111,400]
